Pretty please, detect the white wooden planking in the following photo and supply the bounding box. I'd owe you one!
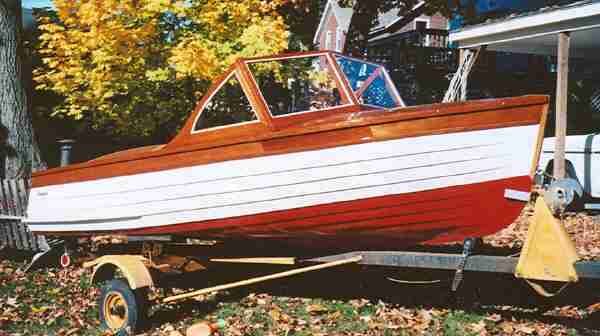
[26,125,539,232]
[35,148,505,212]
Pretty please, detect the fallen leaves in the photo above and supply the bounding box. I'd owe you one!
[0,258,589,336]
[467,320,487,335]
[0,259,99,335]
[306,303,328,314]
[486,206,600,260]
[5,297,18,307]
[1,210,599,335]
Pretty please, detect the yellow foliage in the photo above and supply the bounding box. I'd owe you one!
[145,68,171,82]
[168,37,220,79]
[36,0,290,132]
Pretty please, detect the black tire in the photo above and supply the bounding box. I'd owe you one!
[99,278,148,335]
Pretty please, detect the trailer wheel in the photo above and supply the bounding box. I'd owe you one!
[99,278,148,335]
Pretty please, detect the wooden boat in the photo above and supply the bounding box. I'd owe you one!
[25,51,549,247]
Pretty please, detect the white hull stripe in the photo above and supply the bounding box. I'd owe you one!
[56,143,498,200]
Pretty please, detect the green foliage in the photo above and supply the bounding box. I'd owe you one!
[442,310,484,336]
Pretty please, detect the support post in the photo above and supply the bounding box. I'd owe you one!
[553,32,570,179]
[459,49,468,101]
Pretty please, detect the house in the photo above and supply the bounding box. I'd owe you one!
[313,0,353,52]
[313,0,449,52]
[313,0,451,105]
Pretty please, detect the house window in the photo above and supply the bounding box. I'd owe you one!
[414,20,429,46]
[335,28,343,52]
[415,20,427,31]
[325,31,332,50]
[193,73,258,132]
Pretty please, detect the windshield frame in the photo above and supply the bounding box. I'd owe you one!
[244,52,358,118]
[190,69,262,134]
[332,54,406,109]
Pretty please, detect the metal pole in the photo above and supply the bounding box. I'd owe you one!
[57,139,75,167]
[554,32,570,179]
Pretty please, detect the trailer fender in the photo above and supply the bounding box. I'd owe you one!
[86,255,154,290]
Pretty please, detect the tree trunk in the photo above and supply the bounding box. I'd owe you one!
[343,0,383,57]
[0,0,45,179]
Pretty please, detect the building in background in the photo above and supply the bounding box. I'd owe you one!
[313,0,353,52]
[312,0,600,107]
[313,0,450,105]
[313,0,449,52]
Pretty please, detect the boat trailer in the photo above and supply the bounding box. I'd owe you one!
[76,190,600,333]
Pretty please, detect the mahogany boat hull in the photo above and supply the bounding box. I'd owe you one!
[26,95,548,248]
[127,175,530,247]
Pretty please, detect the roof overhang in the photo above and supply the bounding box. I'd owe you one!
[449,1,600,58]
[368,1,427,41]
[313,0,333,44]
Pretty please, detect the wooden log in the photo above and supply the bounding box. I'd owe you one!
[3,180,14,216]
[163,256,362,303]
[553,32,570,179]
[2,180,16,248]
[0,178,37,251]
[17,179,35,249]
[0,220,6,249]
[21,178,38,250]
[0,181,7,214]
[10,180,28,249]
[0,182,8,248]
[0,182,7,248]
[12,180,25,249]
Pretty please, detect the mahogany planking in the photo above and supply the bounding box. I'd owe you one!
[36,176,529,248]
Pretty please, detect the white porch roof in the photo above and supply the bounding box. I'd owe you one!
[449,1,600,58]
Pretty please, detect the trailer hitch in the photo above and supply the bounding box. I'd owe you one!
[451,238,478,292]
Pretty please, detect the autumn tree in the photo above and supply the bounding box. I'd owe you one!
[279,0,323,50]
[35,0,290,141]
[0,0,45,178]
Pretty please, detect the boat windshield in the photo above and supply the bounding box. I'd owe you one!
[334,55,404,109]
[247,55,352,117]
